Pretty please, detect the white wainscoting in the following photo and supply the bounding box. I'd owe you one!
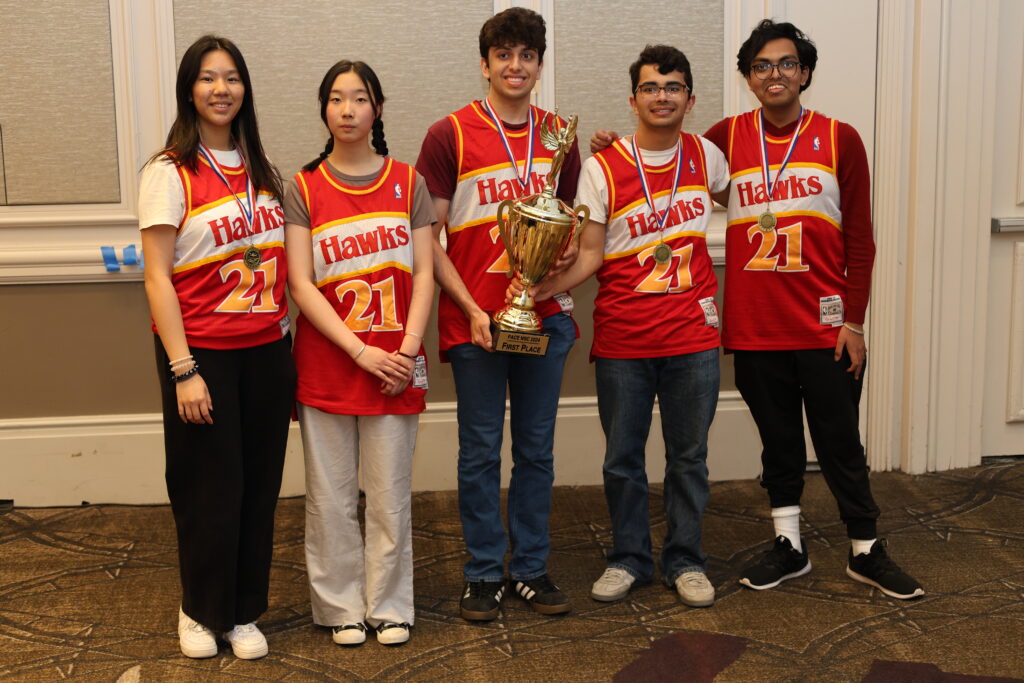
[0,393,761,507]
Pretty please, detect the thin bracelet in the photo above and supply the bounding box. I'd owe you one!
[397,351,415,360]
[404,331,422,339]
[843,322,865,335]
[169,365,199,383]
[168,355,194,366]
[353,344,367,359]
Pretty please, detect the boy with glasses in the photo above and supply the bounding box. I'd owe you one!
[591,20,924,600]
[415,7,581,621]
[528,44,728,607]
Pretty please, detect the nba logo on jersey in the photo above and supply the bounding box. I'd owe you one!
[813,136,820,151]
[394,183,402,199]
[689,159,696,174]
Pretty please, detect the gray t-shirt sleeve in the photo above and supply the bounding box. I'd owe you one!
[282,175,310,229]
[411,172,437,230]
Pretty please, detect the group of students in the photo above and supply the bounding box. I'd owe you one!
[138,8,924,662]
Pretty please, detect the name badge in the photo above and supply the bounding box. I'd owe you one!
[819,295,844,326]
[699,297,719,328]
[412,355,429,390]
[279,314,291,338]
[553,292,574,314]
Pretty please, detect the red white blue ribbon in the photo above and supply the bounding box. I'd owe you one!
[198,142,254,232]
[482,98,535,196]
[631,135,684,233]
[758,107,804,206]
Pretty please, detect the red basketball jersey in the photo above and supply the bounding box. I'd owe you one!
[590,134,720,359]
[161,155,289,349]
[722,110,847,350]
[439,102,571,353]
[292,158,426,415]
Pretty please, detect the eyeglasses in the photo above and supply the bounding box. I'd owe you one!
[750,60,802,79]
[634,82,690,98]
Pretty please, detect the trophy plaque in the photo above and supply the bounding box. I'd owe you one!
[491,111,590,356]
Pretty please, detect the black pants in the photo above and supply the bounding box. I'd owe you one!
[156,334,296,632]
[733,348,879,539]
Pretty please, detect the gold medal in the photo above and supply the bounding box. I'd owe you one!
[758,211,777,232]
[243,245,262,270]
[654,241,672,264]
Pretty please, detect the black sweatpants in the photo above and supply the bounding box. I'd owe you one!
[155,334,296,632]
[733,348,880,539]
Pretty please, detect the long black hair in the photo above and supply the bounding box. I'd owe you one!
[153,35,282,199]
[302,60,388,172]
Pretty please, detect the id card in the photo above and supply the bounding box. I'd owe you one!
[698,297,719,327]
[412,355,428,390]
[279,314,291,338]
[819,295,844,326]
[553,292,574,314]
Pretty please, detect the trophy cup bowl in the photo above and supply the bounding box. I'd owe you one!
[491,193,589,354]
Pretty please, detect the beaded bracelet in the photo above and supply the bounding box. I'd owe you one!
[168,355,194,367]
[170,364,200,383]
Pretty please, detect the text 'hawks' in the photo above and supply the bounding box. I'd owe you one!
[476,171,547,206]
[319,224,411,265]
[208,205,284,247]
[735,175,823,207]
[627,197,706,239]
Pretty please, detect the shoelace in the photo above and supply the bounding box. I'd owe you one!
[376,622,410,633]
[232,623,257,635]
[466,581,503,598]
[184,620,209,634]
[680,573,707,587]
[522,575,557,593]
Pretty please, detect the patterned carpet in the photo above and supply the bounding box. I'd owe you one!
[1,462,1023,681]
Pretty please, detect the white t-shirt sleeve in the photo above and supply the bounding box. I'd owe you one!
[575,155,610,225]
[701,137,730,195]
[138,156,185,230]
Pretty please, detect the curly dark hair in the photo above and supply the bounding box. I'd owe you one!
[628,44,693,95]
[478,7,546,63]
[736,19,817,92]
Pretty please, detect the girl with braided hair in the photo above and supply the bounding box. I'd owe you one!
[283,60,435,647]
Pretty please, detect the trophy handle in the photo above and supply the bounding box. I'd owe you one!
[495,199,515,256]
[569,204,591,245]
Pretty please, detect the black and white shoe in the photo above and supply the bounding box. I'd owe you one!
[375,622,411,645]
[460,580,506,621]
[847,539,925,600]
[331,623,367,646]
[739,536,812,590]
[513,575,570,615]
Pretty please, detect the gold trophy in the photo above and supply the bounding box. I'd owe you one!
[491,111,590,356]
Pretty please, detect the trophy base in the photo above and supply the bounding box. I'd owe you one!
[491,323,550,356]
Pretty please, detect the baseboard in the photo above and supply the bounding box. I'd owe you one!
[0,392,761,506]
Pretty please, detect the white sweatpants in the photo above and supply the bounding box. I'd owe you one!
[298,404,417,627]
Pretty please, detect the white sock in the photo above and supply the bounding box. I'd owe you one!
[851,538,876,556]
[771,506,802,552]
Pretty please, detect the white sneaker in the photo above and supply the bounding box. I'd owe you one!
[375,622,410,646]
[178,607,217,659]
[591,567,636,602]
[224,622,268,659]
[674,571,715,608]
[332,623,367,646]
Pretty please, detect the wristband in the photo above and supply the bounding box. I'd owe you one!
[843,322,865,335]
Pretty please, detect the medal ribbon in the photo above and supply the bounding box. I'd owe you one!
[198,142,255,235]
[482,98,535,196]
[631,135,684,234]
[758,107,804,207]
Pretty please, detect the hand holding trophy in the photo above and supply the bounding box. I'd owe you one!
[491,111,590,355]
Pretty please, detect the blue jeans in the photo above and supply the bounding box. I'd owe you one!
[595,348,719,584]
[448,313,575,582]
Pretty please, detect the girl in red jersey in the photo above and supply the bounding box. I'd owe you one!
[284,61,435,647]
[139,35,295,661]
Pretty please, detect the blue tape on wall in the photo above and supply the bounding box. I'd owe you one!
[100,246,120,272]
[122,245,139,266]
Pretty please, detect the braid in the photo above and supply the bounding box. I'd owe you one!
[371,118,389,157]
[302,138,333,172]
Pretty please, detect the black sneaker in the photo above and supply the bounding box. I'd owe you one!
[847,539,925,600]
[513,575,570,615]
[739,535,812,590]
[460,580,506,621]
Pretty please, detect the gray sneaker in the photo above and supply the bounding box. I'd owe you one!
[591,567,636,602]
[674,571,715,607]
